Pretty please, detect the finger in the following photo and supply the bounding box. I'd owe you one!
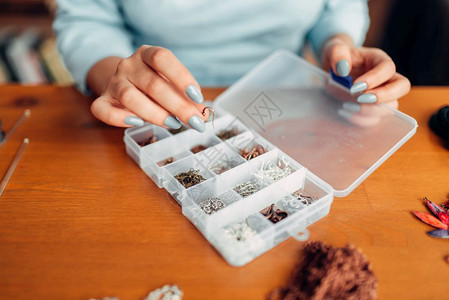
[141,46,204,104]
[90,95,143,127]
[328,42,352,77]
[383,99,400,110]
[338,99,399,127]
[341,99,398,117]
[337,108,381,127]
[104,80,182,129]
[366,73,411,103]
[127,65,207,132]
[351,48,396,93]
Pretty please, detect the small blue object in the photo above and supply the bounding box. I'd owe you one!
[330,68,353,89]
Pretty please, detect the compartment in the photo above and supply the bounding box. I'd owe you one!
[269,175,333,245]
[210,115,250,141]
[141,136,191,166]
[226,131,276,161]
[181,180,243,234]
[233,177,268,198]
[132,124,171,147]
[200,197,227,215]
[163,156,215,199]
[247,149,307,194]
[124,124,171,167]
[217,190,242,206]
[140,137,192,188]
[278,176,331,214]
[194,143,246,175]
[253,151,302,183]
[173,130,222,154]
[225,130,257,153]
[211,213,275,266]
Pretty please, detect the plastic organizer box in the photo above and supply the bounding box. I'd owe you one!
[124,50,417,266]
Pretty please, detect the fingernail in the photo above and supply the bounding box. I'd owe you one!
[336,59,350,77]
[357,93,377,104]
[337,108,353,120]
[125,116,144,126]
[186,85,204,104]
[342,102,361,113]
[188,115,206,132]
[164,116,181,129]
[350,81,368,94]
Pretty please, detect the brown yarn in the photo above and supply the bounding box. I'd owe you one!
[268,241,377,300]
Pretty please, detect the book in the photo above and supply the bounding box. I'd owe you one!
[0,27,19,82]
[38,37,73,85]
[0,57,10,83]
[5,29,48,84]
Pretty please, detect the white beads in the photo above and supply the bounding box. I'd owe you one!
[144,284,183,300]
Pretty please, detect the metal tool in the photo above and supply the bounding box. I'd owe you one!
[0,109,31,149]
[0,138,29,198]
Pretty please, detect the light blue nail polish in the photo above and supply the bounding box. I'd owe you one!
[337,108,352,120]
[188,115,206,132]
[357,93,377,104]
[336,59,350,77]
[125,116,144,126]
[186,85,204,104]
[164,116,181,129]
[350,81,368,94]
[342,102,361,113]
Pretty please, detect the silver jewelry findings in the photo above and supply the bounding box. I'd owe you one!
[200,197,226,214]
[233,179,266,197]
[224,221,257,242]
[256,157,294,182]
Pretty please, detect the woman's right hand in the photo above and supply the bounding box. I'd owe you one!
[89,45,209,132]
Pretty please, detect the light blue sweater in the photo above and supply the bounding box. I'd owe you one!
[53,0,369,92]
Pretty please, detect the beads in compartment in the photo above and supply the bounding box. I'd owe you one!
[200,197,226,215]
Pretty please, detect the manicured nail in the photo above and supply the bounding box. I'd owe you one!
[337,108,353,120]
[188,115,206,132]
[186,85,204,104]
[342,102,361,113]
[350,81,368,94]
[164,116,181,129]
[357,93,377,104]
[125,116,144,126]
[336,59,350,77]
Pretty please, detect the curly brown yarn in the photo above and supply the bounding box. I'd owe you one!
[268,241,377,300]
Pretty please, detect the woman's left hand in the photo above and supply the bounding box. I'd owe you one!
[321,34,411,125]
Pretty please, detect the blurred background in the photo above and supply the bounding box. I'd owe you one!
[0,0,447,86]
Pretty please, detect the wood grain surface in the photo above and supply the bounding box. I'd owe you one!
[0,85,448,300]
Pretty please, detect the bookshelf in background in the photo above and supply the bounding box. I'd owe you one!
[0,0,73,85]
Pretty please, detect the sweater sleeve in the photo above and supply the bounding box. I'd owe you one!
[53,0,134,93]
[307,0,370,57]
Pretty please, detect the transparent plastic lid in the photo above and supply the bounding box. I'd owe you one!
[214,50,417,197]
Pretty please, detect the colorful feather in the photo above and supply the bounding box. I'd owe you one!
[412,211,448,229]
[426,229,449,239]
[441,200,449,212]
[438,211,449,226]
[423,197,445,217]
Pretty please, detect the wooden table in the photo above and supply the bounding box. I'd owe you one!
[0,85,448,300]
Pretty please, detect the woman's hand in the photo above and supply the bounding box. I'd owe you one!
[87,45,208,132]
[322,35,410,126]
